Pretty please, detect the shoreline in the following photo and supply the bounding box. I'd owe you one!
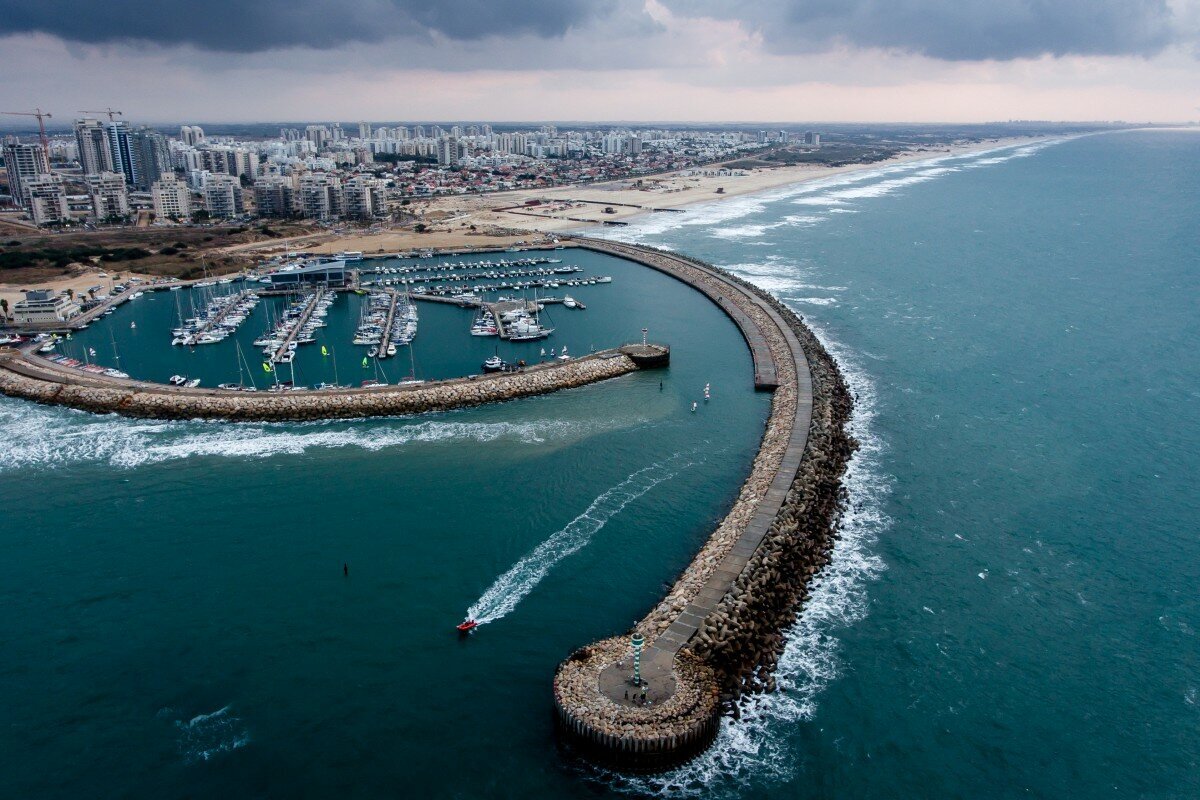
[0,136,1047,309]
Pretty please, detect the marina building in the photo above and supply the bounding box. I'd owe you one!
[13,289,80,324]
[265,260,349,288]
[151,177,192,220]
[86,171,130,221]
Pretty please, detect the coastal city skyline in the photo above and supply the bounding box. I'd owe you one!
[2,1,1199,122]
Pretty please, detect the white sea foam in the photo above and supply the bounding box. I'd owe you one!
[610,319,891,797]
[174,705,249,764]
[594,139,1067,245]
[0,399,618,472]
[465,451,700,625]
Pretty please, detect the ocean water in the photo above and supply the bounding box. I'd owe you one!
[3,130,1198,798]
[596,130,1200,797]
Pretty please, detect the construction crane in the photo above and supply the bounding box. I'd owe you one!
[1,108,52,152]
[79,107,123,122]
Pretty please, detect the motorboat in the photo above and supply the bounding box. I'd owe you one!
[169,374,186,386]
[482,355,505,373]
[457,619,478,633]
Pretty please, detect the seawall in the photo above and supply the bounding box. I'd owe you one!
[553,238,855,771]
[0,347,649,422]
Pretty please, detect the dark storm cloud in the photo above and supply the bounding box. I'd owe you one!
[0,0,619,52]
[665,0,1181,61]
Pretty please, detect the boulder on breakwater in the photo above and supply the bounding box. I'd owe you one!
[0,349,640,422]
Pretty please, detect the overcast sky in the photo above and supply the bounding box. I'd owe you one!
[1,0,1197,123]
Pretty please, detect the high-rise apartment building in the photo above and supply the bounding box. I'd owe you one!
[74,118,113,175]
[343,175,385,220]
[203,174,244,219]
[298,173,343,221]
[4,141,49,206]
[253,176,295,218]
[152,177,192,220]
[358,122,372,139]
[86,171,130,221]
[180,125,205,146]
[22,174,70,226]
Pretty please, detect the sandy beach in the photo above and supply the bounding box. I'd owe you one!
[309,135,1046,251]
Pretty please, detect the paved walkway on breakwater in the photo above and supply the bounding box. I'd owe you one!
[0,346,652,422]
[575,238,812,671]
[554,238,824,771]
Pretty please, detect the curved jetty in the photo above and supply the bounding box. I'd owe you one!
[554,238,854,772]
[0,345,661,422]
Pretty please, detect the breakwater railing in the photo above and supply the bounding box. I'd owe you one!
[553,238,853,772]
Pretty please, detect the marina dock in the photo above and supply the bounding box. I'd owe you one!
[185,288,254,344]
[375,289,401,358]
[270,290,324,363]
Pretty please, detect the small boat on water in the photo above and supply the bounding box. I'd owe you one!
[482,354,505,373]
[168,374,186,386]
[457,619,478,633]
[184,378,201,388]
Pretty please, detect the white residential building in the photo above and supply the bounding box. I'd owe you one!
[343,175,386,220]
[86,171,130,220]
[298,173,343,221]
[23,174,71,226]
[152,177,192,220]
[203,173,244,219]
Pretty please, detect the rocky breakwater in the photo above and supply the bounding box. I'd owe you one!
[553,240,854,772]
[0,349,639,422]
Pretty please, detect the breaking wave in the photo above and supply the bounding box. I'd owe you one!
[594,139,1068,245]
[0,399,623,472]
[465,451,701,626]
[174,705,249,765]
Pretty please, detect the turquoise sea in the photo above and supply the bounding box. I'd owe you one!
[2,130,1198,797]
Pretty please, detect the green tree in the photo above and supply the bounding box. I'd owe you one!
[0,298,8,319]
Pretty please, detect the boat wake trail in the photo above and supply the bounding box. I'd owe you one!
[0,398,625,472]
[466,451,701,626]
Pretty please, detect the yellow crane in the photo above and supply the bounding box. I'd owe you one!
[1,108,53,151]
